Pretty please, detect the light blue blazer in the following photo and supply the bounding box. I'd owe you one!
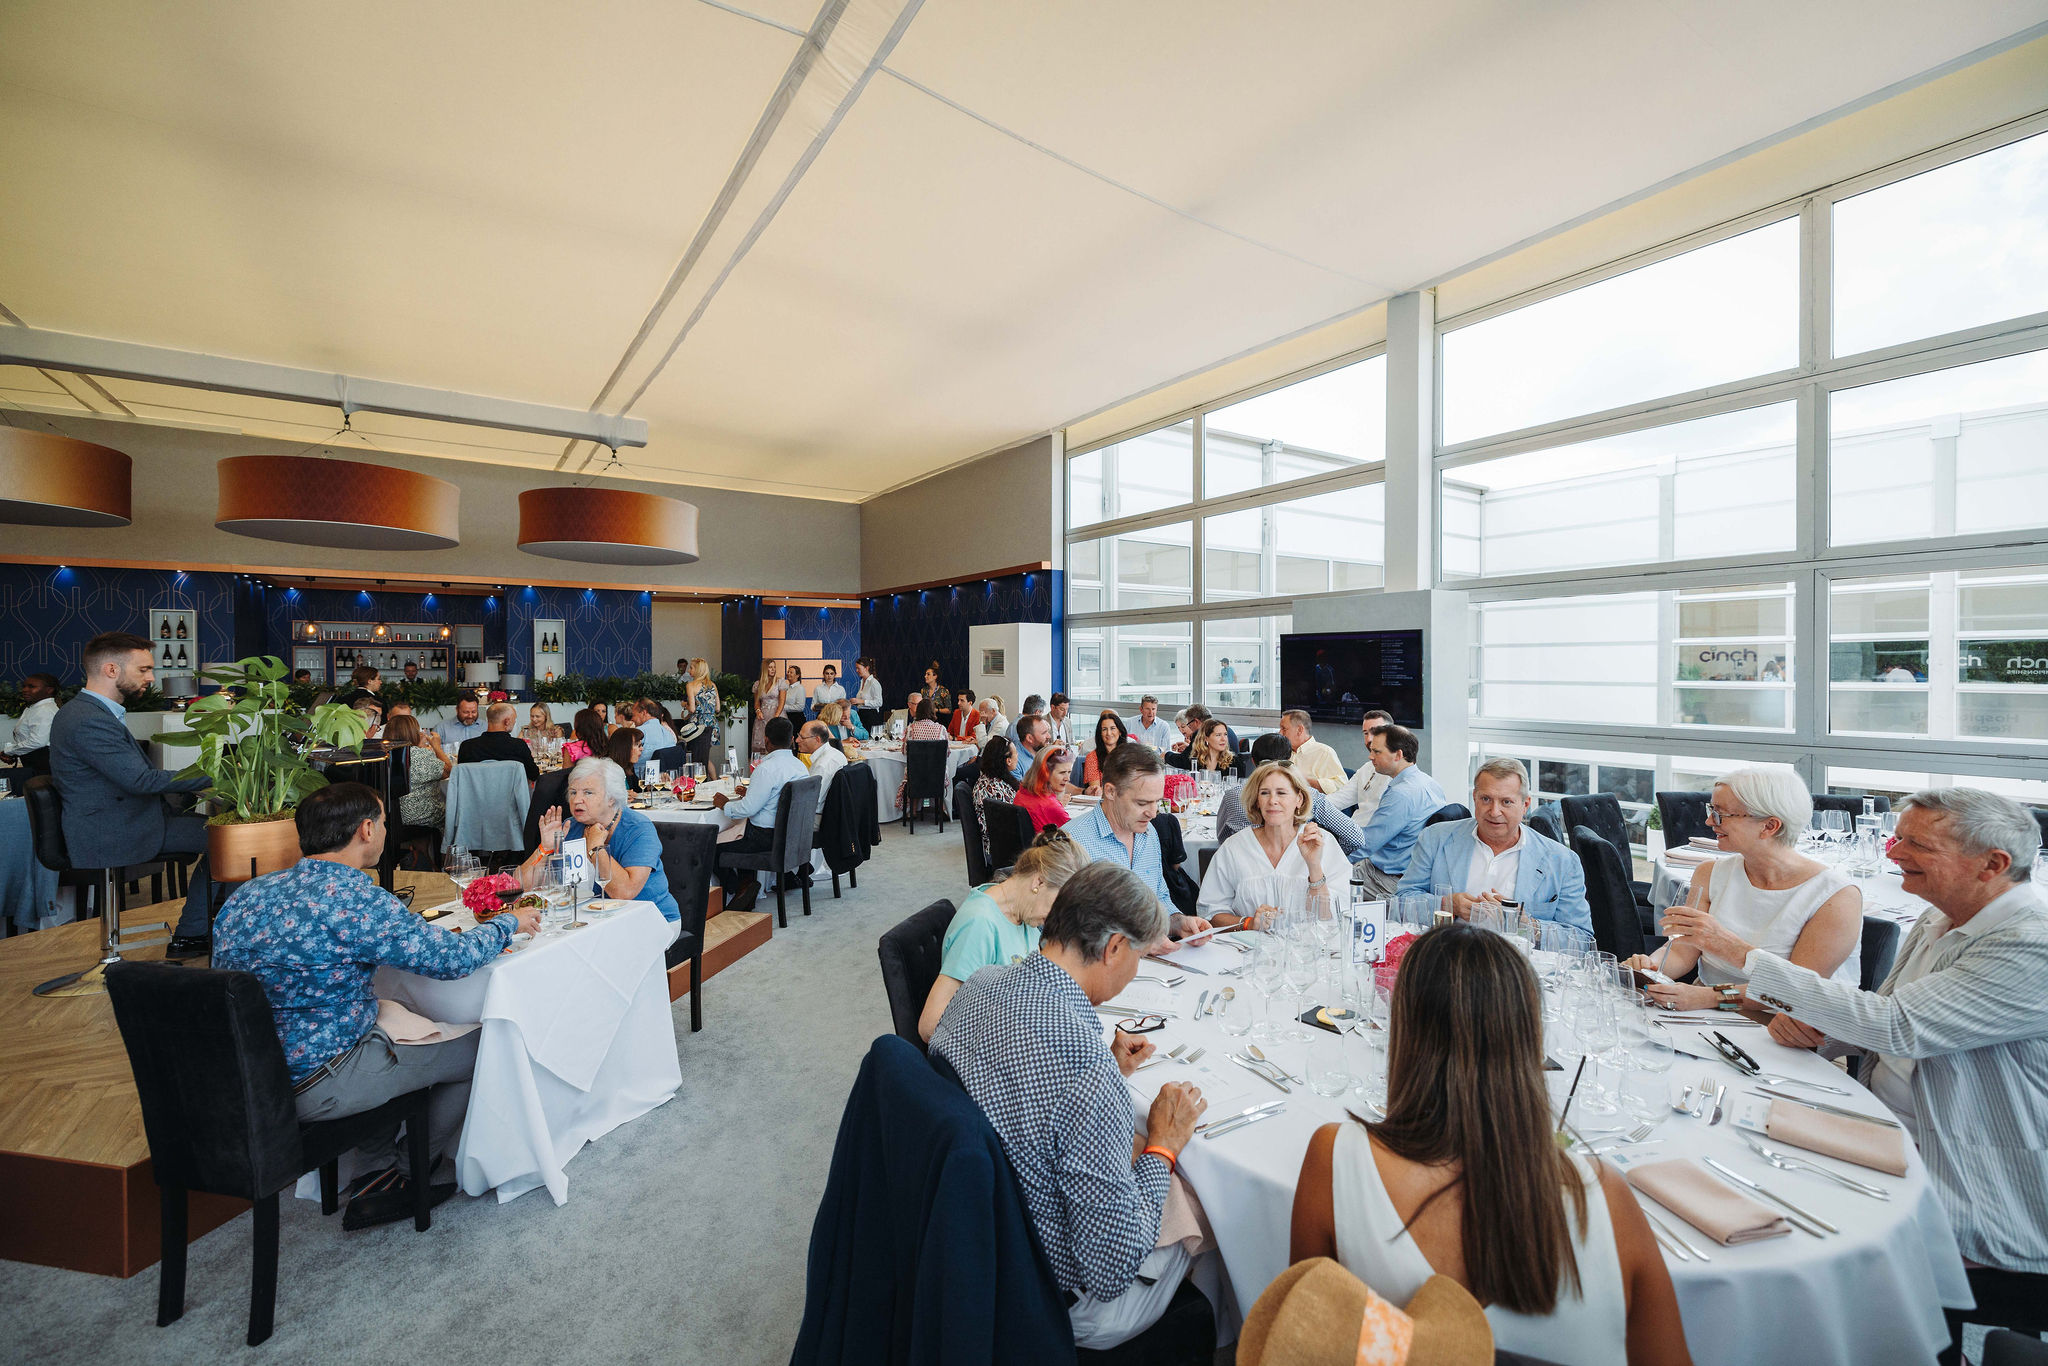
[1396,818,1592,938]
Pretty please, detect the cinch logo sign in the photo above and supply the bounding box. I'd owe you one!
[1695,648,1759,664]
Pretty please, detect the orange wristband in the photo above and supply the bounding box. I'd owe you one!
[1141,1145,1178,1174]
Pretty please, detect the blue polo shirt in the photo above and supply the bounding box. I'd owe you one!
[1067,804,1171,905]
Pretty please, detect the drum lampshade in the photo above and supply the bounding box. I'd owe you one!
[0,427,132,526]
[516,487,699,565]
[216,455,459,550]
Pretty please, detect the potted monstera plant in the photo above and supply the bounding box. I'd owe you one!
[160,655,373,879]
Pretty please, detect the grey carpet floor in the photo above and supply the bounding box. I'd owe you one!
[0,821,974,1366]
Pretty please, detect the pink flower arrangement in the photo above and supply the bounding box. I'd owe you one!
[1374,930,1421,994]
[461,873,521,916]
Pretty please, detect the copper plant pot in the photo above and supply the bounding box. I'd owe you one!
[208,816,302,884]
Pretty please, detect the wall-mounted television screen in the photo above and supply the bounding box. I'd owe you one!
[1279,629,1424,728]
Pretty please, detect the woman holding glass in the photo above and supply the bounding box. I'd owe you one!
[1292,923,1689,1366]
[518,756,679,926]
[1197,761,1348,927]
[1626,764,1860,1014]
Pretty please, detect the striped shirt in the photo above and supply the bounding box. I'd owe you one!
[932,953,1169,1298]
[1746,883,2048,1273]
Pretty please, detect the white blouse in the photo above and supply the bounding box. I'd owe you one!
[1196,823,1351,921]
[1330,1125,1630,1366]
[1699,854,1861,987]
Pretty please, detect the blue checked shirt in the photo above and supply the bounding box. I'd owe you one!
[212,859,515,1081]
[1068,804,1171,905]
[1354,763,1448,876]
[932,953,1170,1299]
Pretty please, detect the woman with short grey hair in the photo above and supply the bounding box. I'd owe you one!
[1630,762,1861,1009]
[1040,862,1168,963]
[515,756,679,924]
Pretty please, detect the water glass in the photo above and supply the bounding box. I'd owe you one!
[1307,1035,1351,1098]
[1215,987,1253,1039]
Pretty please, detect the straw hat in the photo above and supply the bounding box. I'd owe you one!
[1237,1258,1492,1366]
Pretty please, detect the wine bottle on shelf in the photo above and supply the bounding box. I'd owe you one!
[175,618,188,639]
[159,619,171,639]
[176,645,188,668]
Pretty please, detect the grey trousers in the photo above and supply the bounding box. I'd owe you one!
[295,1026,481,1172]
[1355,861,1403,900]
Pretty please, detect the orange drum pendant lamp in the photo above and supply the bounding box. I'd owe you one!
[516,487,700,565]
[216,455,459,550]
[0,427,132,526]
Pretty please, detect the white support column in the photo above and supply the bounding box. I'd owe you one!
[1384,290,1437,593]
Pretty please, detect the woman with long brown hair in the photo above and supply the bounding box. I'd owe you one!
[560,707,609,766]
[1079,709,1129,794]
[1291,922,1689,1365]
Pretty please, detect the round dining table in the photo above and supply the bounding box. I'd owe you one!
[1107,933,1970,1365]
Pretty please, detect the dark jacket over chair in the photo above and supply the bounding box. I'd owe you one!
[1424,802,1471,828]
[654,820,717,1033]
[820,762,881,895]
[1571,825,1648,960]
[49,694,209,868]
[878,899,957,1049]
[790,1034,1075,1366]
[1151,812,1200,918]
[1655,791,1714,849]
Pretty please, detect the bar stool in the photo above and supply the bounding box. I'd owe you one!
[23,776,171,996]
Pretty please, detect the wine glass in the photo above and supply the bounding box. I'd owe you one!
[1282,937,1320,1041]
[444,849,479,891]
[1248,941,1287,1043]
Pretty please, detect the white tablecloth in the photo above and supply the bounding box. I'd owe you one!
[1113,938,1970,1365]
[857,742,975,822]
[375,899,680,1204]
[1651,853,1931,930]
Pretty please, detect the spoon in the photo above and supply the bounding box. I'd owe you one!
[1247,1044,1304,1084]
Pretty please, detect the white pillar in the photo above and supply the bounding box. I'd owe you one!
[1383,290,1436,593]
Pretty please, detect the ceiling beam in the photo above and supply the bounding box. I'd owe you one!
[0,326,649,449]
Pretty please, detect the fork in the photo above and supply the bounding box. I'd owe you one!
[1136,1044,1188,1071]
[1738,1133,1891,1199]
[1180,1047,1207,1065]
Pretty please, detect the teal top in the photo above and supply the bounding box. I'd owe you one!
[938,886,1040,983]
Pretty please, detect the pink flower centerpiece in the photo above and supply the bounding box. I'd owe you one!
[462,872,521,918]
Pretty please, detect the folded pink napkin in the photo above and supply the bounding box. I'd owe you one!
[1768,1099,1909,1176]
[1156,1173,1215,1257]
[376,998,479,1046]
[1627,1159,1791,1245]
[1687,836,1721,850]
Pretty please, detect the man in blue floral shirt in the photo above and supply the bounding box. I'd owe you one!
[213,782,539,1228]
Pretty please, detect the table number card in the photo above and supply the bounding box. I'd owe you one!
[560,836,594,889]
[1349,900,1387,965]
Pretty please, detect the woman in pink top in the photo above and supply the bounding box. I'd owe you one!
[1014,746,1075,832]
[905,697,950,743]
[559,707,608,765]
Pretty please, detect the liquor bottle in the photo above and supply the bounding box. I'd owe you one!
[176,645,188,668]
[159,619,171,639]
[161,644,174,664]
[175,618,188,639]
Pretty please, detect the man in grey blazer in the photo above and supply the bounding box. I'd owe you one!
[50,631,215,959]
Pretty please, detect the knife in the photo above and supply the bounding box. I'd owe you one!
[1703,1157,1836,1236]
[1229,1054,1291,1093]
[1754,1086,1902,1128]
[1203,1106,1286,1139]
[1148,954,1208,975]
[1714,1030,1762,1073]
[1197,1099,1285,1132]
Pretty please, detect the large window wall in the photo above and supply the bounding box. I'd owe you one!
[1442,117,2048,819]
[1061,115,2048,813]
[1064,354,1386,720]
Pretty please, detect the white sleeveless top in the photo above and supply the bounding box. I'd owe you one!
[1329,1125,1630,1366]
[1700,855,1860,987]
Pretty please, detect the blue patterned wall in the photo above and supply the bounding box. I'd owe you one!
[0,563,237,679]
[860,570,1060,703]
[505,585,651,682]
[765,603,861,680]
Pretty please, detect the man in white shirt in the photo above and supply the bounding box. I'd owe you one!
[1329,710,1393,819]
[1045,693,1074,746]
[1278,710,1346,795]
[1127,695,1177,750]
[713,716,809,912]
[795,720,845,811]
[5,672,60,762]
[811,664,847,711]
[1745,788,2047,1356]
